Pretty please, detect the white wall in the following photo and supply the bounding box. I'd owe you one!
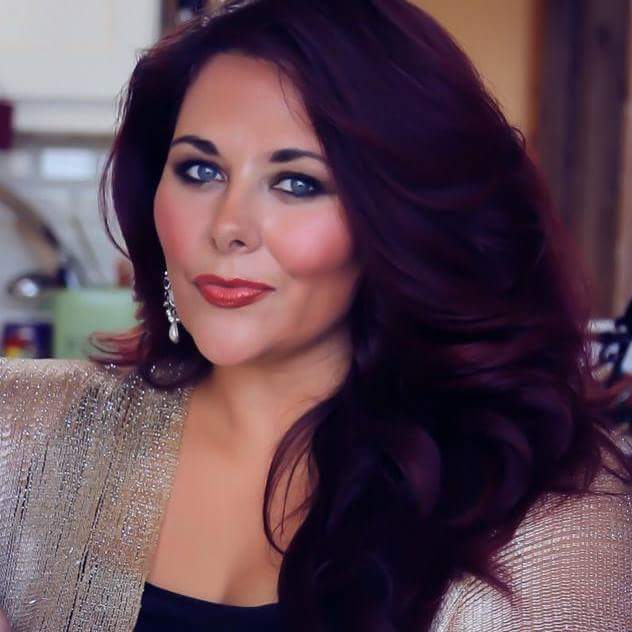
[0,0,160,134]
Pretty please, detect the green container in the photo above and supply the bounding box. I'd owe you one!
[51,288,138,359]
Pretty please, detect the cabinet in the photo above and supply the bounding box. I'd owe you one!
[0,0,160,135]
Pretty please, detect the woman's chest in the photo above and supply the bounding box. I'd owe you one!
[146,421,310,607]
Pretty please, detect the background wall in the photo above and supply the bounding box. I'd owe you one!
[0,0,159,134]
[416,0,539,140]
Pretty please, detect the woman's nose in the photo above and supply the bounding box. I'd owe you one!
[209,190,260,253]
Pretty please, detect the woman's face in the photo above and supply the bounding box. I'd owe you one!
[154,52,363,367]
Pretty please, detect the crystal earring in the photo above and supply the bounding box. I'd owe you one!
[163,269,181,344]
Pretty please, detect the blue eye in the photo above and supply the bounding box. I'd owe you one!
[273,173,323,198]
[175,160,221,184]
[173,160,325,199]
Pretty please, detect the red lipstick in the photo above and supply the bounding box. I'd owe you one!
[193,273,274,308]
[193,274,274,290]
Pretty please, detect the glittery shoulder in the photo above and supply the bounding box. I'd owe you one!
[0,357,123,435]
[0,357,195,631]
[432,464,632,631]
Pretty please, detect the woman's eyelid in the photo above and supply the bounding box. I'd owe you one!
[170,151,223,171]
[170,157,223,183]
[175,156,325,186]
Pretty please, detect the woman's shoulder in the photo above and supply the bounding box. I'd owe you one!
[0,356,136,392]
[499,463,631,574]
[0,356,137,433]
[434,462,631,631]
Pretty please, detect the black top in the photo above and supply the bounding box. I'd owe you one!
[134,581,283,631]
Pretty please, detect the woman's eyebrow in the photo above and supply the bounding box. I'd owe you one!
[170,134,327,164]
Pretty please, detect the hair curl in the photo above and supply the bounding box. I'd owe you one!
[90,0,631,629]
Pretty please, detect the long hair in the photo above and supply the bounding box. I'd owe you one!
[91,1,632,629]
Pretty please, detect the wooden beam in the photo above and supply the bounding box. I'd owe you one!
[613,8,632,316]
[161,0,179,34]
[534,0,630,317]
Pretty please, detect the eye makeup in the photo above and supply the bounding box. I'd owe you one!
[171,158,332,199]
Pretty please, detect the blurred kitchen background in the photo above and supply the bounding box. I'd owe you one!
[1,0,631,426]
[0,0,213,359]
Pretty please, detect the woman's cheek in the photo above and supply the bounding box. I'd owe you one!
[265,207,356,277]
[153,180,197,258]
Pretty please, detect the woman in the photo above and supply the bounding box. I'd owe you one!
[0,0,630,630]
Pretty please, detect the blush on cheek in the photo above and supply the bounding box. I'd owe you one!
[267,209,356,277]
[153,181,193,258]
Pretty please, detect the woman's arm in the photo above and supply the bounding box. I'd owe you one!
[440,468,631,631]
[0,357,103,629]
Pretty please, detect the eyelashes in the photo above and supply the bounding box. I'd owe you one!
[176,161,220,185]
[172,159,326,199]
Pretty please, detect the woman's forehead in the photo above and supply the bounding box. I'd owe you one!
[174,54,319,154]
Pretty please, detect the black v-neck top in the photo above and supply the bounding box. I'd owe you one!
[134,581,283,631]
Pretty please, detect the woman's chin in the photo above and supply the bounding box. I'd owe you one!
[192,335,268,368]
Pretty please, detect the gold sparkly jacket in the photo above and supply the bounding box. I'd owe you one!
[0,357,630,631]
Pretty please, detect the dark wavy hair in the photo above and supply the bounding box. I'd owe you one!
[90,0,632,629]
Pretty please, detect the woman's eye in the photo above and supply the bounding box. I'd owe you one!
[175,161,222,184]
[174,161,324,199]
[274,174,323,198]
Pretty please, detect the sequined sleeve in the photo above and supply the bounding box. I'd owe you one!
[0,357,193,631]
[0,356,96,425]
[432,466,632,631]
[0,357,112,630]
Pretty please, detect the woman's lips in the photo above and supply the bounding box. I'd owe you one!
[195,283,273,308]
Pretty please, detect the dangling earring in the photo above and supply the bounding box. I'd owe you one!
[163,269,181,344]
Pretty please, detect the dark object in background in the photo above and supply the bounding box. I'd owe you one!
[1,321,52,358]
[592,296,632,389]
[589,295,632,452]
[0,99,13,150]
[162,0,212,32]
[179,0,207,11]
